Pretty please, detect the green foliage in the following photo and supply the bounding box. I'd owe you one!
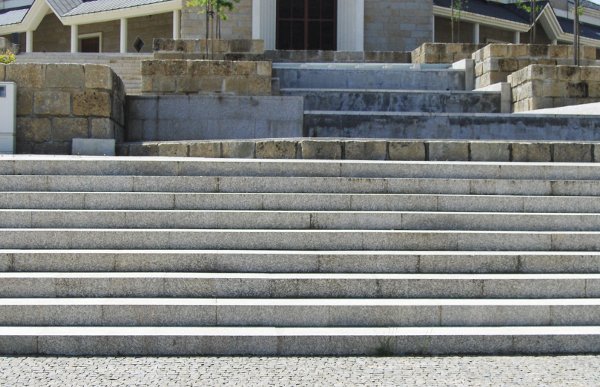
[515,0,543,14]
[0,50,15,64]
[186,0,241,20]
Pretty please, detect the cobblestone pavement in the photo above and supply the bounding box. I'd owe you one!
[1,356,600,386]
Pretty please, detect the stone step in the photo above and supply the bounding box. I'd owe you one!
[304,112,600,141]
[3,192,600,213]
[281,89,502,113]
[5,156,600,180]
[2,175,600,196]
[1,298,599,327]
[2,250,599,274]
[0,229,599,250]
[0,273,598,298]
[2,210,600,231]
[117,139,599,163]
[273,67,465,90]
[2,326,600,356]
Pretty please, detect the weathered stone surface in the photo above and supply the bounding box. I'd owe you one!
[73,91,112,117]
[85,65,113,90]
[51,118,88,141]
[256,140,297,159]
[388,141,425,161]
[345,141,387,160]
[45,64,85,89]
[301,141,342,160]
[16,90,33,116]
[6,64,45,88]
[33,91,70,116]
[222,141,255,158]
[90,118,115,139]
[189,142,221,158]
[428,141,469,161]
[158,143,188,157]
[470,142,510,162]
[16,118,51,143]
[553,143,593,163]
[512,143,552,162]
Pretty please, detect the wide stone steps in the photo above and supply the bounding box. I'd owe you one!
[3,175,600,195]
[1,229,599,251]
[2,250,598,274]
[2,210,600,231]
[0,273,598,298]
[273,63,466,90]
[2,192,600,213]
[1,299,599,327]
[1,156,599,355]
[281,88,502,113]
[3,326,599,356]
[304,111,600,141]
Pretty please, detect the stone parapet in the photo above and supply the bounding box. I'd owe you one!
[509,65,600,112]
[140,59,272,95]
[412,43,484,64]
[1,63,125,154]
[153,38,264,60]
[473,44,597,88]
[118,139,599,163]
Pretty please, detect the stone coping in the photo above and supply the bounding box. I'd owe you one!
[118,139,600,163]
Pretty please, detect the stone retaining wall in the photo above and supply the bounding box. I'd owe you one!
[118,139,600,163]
[473,44,597,88]
[226,50,411,63]
[412,43,484,64]
[153,38,264,60]
[2,63,125,154]
[141,59,271,95]
[509,65,600,112]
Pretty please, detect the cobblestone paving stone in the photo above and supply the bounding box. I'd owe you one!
[1,356,600,386]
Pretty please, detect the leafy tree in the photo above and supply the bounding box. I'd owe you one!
[186,0,241,56]
[450,0,468,43]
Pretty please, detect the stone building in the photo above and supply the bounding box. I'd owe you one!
[0,0,600,54]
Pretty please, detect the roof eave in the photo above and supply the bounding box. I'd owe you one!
[433,4,530,32]
[60,0,183,25]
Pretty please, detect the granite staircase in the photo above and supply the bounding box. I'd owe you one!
[0,155,599,355]
[275,62,600,141]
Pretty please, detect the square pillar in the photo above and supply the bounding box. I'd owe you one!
[473,23,480,44]
[120,18,128,53]
[514,31,520,44]
[70,25,78,53]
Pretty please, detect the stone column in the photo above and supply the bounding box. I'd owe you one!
[473,23,480,44]
[337,0,364,51]
[70,25,78,53]
[120,18,128,53]
[252,0,276,50]
[173,10,181,39]
[26,30,33,53]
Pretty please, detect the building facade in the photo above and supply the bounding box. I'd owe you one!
[0,0,599,54]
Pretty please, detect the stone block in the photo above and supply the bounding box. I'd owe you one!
[73,91,111,117]
[45,64,85,89]
[507,44,528,58]
[233,61,256,76]
[71,138,115,156]
[255,140,297,159]
[198,77,225,92]
[189,142,221,158]
[51,118,88,141]
[90,118,115,139]
[482,44,508,60]
[344,141,387,160]
[206,61,231,76]
[85,65,114,90]
[388,141,425,161]
[528,45,549,57]
[0,64,5,81]
[470,142,510,161]
[221,141,255,158]
[301,141,342,160]
[32,141,70,155]
[152,76,177,93]
[6,64,45,88]
[16,117,51,143]
[581,67,600,82]
[158,143,188,156]
[428,141,469,161]
[548,45,569,58]
[128,143,159,156]
[256,62,272,76]
[16,90,33,116]
[558,66,581,82]
[553,143,593,162]
[498,58,519,72]
[33,91,70,116]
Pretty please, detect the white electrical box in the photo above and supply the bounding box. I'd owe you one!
[0,82,16,155]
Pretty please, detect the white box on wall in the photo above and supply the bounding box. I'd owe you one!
[0,82,16,154]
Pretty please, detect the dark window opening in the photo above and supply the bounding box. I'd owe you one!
[276,0,337,50]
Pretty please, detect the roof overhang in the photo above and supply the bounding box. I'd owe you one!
[0,0,50,34]
[60,0,183,25]
[433,4,530,32]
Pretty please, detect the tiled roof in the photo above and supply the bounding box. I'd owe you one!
[63,0,170,16]
[433,0,545,24]
[0,7,28,26]
[557,15,600,40]
[46,0,83,17]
